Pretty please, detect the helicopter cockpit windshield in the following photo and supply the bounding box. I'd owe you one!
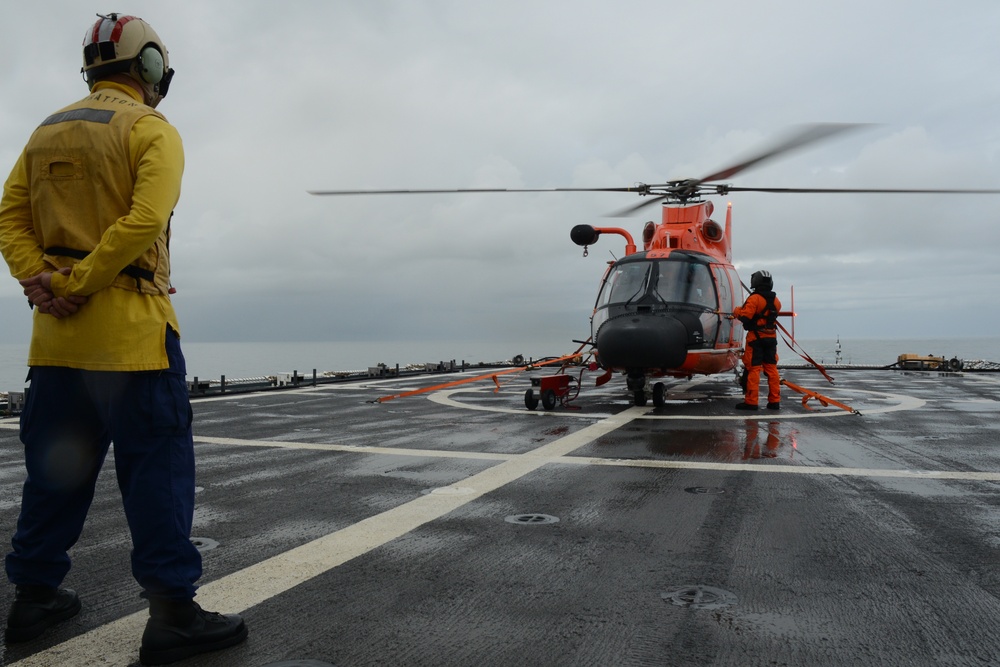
[654,260,715,308]
[597,256,716,310]
[593,253,723,349]
[597,262,651,308]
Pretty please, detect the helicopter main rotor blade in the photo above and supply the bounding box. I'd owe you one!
[308,187,642,196]
[722,186,1000,195]
[604,195,669,218]
[694,123,868,185]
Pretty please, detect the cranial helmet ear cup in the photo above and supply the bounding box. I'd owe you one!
[137,46,164,84]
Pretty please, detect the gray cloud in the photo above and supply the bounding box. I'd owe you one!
[2,0,999,349]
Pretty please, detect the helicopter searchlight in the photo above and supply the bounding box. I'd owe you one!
[570,224,636,256]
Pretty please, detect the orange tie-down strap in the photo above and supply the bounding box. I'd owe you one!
[780,378,861,415]
[373,349,588,404]
[776,321,834,384]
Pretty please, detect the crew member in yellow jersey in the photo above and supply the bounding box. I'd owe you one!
[0,13,246,664]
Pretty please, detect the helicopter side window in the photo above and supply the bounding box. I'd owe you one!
[726,267,744,339]
[686,263,718,344]
[713,265,734,344]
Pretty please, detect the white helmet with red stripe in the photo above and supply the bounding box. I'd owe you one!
[82,13,173,100]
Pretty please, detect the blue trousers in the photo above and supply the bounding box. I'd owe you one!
[5,329,202,600]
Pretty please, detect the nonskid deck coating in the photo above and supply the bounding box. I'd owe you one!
[0,368,998,666]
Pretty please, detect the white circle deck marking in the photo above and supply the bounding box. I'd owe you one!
[428,387,924,419]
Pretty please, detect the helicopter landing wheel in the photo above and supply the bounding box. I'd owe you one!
[652,382,666,408]
[541,389,557,411]
[524,389,539,411]
[633,390,647,407]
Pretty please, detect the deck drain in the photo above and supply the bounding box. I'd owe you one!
[685,486,726,495]
[662,585,737,610]
[421,486,476,496]
[505,513,560,525]
[190,537,219,553]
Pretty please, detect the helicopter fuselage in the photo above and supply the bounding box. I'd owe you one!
[591,248,743,377]
[575,200,744,381]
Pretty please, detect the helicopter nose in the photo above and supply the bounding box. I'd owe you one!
[595,314,689,369]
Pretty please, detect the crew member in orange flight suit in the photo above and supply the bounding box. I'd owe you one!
[733,270,782,410]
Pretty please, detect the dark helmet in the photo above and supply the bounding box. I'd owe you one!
[750,270,773,292]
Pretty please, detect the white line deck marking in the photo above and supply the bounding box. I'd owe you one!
[193,434,1000,482]
[195,435,514,462]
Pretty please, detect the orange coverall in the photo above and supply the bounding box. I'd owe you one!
[734,291,782,406]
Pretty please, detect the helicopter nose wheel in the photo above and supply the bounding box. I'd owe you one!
[628,372,667,408]
[627,371,649,407]
[652,382,666,408]
[637,382,667,407]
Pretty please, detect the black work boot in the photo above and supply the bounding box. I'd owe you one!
[5,585,81,643]
[139,598,247,665]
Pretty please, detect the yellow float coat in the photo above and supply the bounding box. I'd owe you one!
[0,81,184,371]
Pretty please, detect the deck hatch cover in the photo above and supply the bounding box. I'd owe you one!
[505,513,560,525]
[662,585,737,609]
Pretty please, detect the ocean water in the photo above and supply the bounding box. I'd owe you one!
[0,338,556,392]
[1,336,999,393]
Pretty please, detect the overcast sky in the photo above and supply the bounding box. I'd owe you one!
[1,1,999,352]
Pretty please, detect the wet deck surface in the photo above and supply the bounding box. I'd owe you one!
[1,367,1000,666]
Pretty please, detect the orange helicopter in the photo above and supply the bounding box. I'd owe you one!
[311,124,1000,410]
[565,197,751,408]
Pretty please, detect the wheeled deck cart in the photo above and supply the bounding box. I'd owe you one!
[524,374,579,410]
